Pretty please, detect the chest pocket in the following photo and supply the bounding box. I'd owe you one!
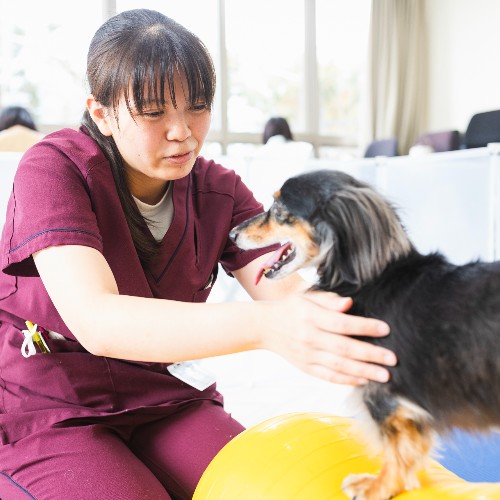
[192,265,219,303]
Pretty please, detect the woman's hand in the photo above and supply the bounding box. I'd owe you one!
[258,291,397,386]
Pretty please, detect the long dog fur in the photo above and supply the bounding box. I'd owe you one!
[230,169,500,500]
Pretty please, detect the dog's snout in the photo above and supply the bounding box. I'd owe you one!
[229,227,239,243]
[229,217,255,243]
[229,213,267,246]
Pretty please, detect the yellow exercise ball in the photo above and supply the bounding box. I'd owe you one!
[193,412,500,499]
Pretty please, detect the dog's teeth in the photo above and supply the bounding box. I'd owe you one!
[281,249,291,261]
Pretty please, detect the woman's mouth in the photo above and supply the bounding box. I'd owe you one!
[166,151,194,165]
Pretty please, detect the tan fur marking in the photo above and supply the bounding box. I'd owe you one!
[242,215,319,260]
[343,407,434,499]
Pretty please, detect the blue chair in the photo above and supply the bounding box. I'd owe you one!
[364,137,398,158]
[438,428,500,482]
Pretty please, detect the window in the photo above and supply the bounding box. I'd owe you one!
[0,0,371,152]
[225,0,305,134]
[0,0,103,127]
[316,0,371,142]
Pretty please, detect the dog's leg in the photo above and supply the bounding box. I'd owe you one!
[342,404,434,500]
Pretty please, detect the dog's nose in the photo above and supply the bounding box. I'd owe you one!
[229,228,238,243]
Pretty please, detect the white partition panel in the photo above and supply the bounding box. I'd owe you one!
[246,158,310,209]
[376,148,494,264]
[306,157,378,186]
[488,145,500,261]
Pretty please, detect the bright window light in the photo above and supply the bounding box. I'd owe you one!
[0,0,102,126]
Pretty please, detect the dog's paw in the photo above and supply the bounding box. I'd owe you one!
[342,473,375,500]
[341,473,392,500]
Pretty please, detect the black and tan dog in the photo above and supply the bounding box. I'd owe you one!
[230,169,500,500]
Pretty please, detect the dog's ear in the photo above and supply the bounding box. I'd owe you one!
[317,185,411,290]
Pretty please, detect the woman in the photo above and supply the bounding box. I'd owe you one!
[262,116,294,144]
[0,105,44,152]
[0,9,396,499]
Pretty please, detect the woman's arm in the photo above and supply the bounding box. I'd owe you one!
[34,245,396,386]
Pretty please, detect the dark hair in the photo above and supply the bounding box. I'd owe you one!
[81,9,216,265]
[0,106,38,132]
[263,116,293,144]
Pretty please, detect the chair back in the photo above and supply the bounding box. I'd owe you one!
[464,109,500,148]
[415,130,460,152]
[364,137,398,158]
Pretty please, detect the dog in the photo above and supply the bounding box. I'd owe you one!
[229,169,500,500]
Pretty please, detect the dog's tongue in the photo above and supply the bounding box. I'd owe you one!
[255,243,292,285]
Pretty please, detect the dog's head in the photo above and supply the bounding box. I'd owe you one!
[230,170,412,289]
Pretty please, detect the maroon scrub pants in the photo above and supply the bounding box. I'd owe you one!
[0,400,244,499]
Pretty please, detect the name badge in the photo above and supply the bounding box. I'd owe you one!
[167,361,216,391]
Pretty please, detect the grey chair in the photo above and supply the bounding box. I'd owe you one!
[463,110,500,149]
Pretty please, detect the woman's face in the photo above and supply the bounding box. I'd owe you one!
[89,72,211,204]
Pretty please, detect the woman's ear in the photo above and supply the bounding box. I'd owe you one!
[86,95,113,136]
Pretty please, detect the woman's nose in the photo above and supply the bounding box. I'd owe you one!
[166,111,191,142]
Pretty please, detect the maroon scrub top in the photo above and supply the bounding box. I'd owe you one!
[0,127,271,445]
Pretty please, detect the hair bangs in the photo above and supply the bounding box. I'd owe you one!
[115,29,215,117]
[176,40,216,110]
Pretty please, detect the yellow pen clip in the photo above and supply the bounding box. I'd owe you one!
[25,320,50,354]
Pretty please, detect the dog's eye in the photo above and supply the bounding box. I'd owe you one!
[273,204,288,222]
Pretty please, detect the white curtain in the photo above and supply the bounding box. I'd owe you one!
[365,0,428,154]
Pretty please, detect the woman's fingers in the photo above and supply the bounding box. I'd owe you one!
[321,310,391,339]
[305,364,369,386]
[304,291,391,339]
[320,330,397,369]
[298,334,394,383]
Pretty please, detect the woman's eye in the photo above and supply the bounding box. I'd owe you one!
[142,110,164,118]
[191,103,208,112]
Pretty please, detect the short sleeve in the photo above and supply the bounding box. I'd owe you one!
[1,141,103,277]
[218,169,278,274]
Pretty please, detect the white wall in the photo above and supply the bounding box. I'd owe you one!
[426,0,500,132]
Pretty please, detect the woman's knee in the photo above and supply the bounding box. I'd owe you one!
[130,401,245,498]
[0,425,172,500]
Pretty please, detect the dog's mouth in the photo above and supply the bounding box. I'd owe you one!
[256,242,296,285]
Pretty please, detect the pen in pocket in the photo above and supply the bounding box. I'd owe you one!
[22,320,51,357]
